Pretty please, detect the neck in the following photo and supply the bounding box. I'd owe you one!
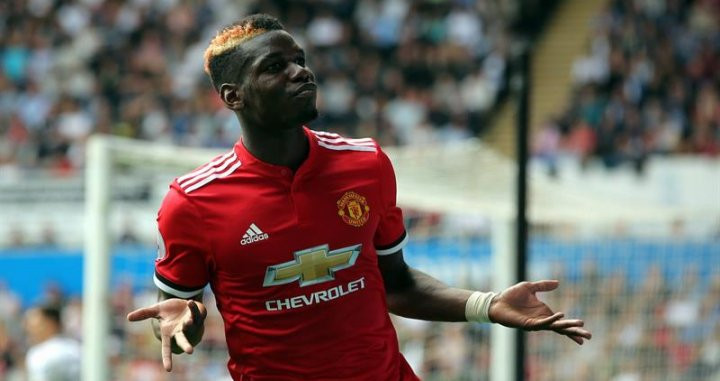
[35,329,59,345]
[240,122,309,171]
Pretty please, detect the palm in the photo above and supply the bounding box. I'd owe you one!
[494,282,553,328]
[488,280,592,345]
[127,298,206,371]
[154,299,195,337]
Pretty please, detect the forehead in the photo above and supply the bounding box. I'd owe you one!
[243,30,303,63]
[25,309,42,322]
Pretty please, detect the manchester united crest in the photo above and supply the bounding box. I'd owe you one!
[337,191,370,227]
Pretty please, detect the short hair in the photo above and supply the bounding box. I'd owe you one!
[204,14,284,90]
[36,304,62,326]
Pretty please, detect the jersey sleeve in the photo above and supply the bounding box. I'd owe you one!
[373,148,409,255]
[153,186,211,298]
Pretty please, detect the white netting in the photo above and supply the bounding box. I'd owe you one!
[74,137,720,380]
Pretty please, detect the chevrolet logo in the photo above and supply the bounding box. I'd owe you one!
[263,244,362,287]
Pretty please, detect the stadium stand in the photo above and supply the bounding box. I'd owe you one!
[534,0,719,174]
[0,239,718,380]
[0,0,514,177]
[0,0,718,380]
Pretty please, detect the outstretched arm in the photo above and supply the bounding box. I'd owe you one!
[378,249,592,344]
[127,290,207,371]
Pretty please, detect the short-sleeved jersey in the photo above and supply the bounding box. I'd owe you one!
[154,127,419,380]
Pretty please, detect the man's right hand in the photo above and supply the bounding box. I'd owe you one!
[127,298,207,371]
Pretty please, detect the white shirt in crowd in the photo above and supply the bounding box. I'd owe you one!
[25,336,81,381]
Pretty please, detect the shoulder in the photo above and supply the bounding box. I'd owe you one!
[307,129,395,175]
[46,338,81,358]
[27,338,80,365]
[308,129,380,154]
[172,148,242,195]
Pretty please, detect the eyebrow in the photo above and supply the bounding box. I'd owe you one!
[258,52,283,64]
[257,48,305,65]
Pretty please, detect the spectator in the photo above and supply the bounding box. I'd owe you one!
[24,304,81,381]
[0,0,512,176]
[545,0,720,171]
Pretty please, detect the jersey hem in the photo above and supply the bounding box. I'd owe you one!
[375,231,409,255]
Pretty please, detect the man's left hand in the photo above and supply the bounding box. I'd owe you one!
[488,280,592,345]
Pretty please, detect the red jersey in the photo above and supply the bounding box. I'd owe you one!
[153,127,419,381]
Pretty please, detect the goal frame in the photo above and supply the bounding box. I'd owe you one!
[82,134,519,380]
[82,135,225,380]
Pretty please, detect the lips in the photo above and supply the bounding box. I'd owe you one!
[293,82,317,97]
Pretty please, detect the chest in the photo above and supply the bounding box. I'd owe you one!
[198,172,382,275]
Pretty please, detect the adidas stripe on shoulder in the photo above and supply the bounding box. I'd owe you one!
[311,130,377,153]
[177,150,242,194]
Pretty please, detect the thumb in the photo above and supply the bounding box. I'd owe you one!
[127,305,160,322]
[530,280,559,293]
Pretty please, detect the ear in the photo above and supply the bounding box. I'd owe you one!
[219,83,244,110]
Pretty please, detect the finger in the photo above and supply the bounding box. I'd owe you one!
[127,305,161,322]
[566,334,584,345]
[161,333,173,372]
[555,327,592,340]
[196,300,208,318]
[174,331,194,354]
[548,319,584,330]
[187,301,204,326]
[530,280,560,293]
[527,312,564,329]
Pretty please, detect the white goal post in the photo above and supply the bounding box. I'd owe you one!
[83,134,716,380]
[82,135,226,381]
[82,134,522,381]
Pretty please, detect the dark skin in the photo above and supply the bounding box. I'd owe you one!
[219,30,318,170]
[127,291,206,370]
[379,251,591,344]
[127,30,591,372]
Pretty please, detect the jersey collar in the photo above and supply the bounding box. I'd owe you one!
[233,126,319,179]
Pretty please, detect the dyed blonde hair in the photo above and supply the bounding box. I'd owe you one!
[203,14,284,89]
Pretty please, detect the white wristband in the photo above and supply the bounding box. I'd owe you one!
[465,291,497,323]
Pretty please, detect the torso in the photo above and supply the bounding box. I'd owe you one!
[165,128,416,380]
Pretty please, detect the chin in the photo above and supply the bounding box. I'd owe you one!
[296,107,319,126]
[272,104,318,129]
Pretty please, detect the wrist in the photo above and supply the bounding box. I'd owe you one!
[487,293,499,323]
[465,291,498,323]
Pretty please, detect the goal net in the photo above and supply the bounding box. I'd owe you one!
[84,135,720,380]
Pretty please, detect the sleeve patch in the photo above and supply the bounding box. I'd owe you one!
[156,229,166,261]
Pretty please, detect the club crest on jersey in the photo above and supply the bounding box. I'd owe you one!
[337,191,370,227]
[263,244,361,287]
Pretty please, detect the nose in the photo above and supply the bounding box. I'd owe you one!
[290,63,313,83]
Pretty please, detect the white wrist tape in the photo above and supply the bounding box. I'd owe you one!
[465,291,497,323]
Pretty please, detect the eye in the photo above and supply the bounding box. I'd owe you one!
[266,62,283,73]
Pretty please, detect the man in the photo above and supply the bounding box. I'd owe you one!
[24,305,81,381]
[127,14,591,380]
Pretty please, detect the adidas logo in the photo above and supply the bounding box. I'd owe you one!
[241,223,269,245]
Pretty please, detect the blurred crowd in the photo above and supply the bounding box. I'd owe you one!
[0,0,513,177]
[396,260,720,381]
[526,263,720,381]
[0,257,718,380]
[1,0,718,180]
[1,0,719,378]
[534,0,719,173]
